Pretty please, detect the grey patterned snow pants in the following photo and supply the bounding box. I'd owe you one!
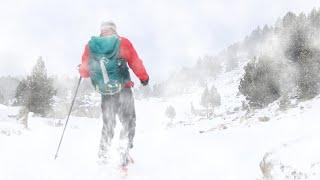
[99,88,136,161]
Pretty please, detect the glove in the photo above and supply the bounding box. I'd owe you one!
[78,64,90,78]
[140,78,149,86]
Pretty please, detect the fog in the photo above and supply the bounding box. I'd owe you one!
[1,0,320,82]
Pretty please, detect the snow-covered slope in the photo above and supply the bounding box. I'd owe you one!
[258,97,320,180]
[1,63,320,180]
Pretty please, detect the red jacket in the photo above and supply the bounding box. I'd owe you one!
[79,36,149,87]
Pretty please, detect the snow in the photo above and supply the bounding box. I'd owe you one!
[1,66,320,180]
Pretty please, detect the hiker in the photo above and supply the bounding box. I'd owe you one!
[78,21,149,167]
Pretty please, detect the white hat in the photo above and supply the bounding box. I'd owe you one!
[100,21,117,32]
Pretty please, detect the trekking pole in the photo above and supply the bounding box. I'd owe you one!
[54,76,82,159]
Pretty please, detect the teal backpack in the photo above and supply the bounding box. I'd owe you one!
[88,35,131,95]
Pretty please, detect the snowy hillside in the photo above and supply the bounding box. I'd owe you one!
[1,63,320,180]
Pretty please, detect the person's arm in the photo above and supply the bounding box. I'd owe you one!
[79,44,90,78]
[121,37,149,84]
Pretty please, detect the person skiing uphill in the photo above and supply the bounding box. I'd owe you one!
[78,21,149,167]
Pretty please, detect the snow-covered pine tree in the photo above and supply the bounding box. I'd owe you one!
[0,90,4,104]
[200,85,221,118]
[239,55,281,108]
[210,85,221,108]
[200,86,210,118]
[165,105,176,121]
[190,102,196,115]
[15,57,56,116]
[225,43,240,72]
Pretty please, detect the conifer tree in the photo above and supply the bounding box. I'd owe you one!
[15,57,56,116]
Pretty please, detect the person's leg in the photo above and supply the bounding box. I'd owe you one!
[99,94,117,159]
[118,88,136,166]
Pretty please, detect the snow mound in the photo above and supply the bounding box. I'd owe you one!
[260,136,320,180]
[258,96,320,180]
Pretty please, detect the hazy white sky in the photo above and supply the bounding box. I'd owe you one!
[0,0,320,82]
